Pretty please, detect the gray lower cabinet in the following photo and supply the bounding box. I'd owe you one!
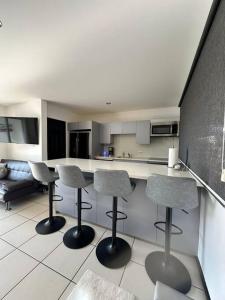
[156,204,200,256]
[55,177,199,255]
[100,123,111,144]
[96,193,124,233]
[55,180,97,224]
[136,121,151,144]
[123,180,157,241]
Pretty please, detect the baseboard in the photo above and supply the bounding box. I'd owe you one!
[195,257,211,300]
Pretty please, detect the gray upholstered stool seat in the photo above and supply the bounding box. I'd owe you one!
[28,162,66,234]
[145,175,198,294]
[57,165,95,249]
[94,169,134,269]
[154,281,193,300]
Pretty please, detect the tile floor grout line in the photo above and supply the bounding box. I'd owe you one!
[2,235,77,283]
[1,261,42,299]
[1,232,38,250]
[70,244,97,283]
[0,237,72,299]
[119,236,136,287]
[0,246,17,263]
[57,281,73,300]
[0,218,30,237]
[0,218,37,238]
[4,231,206,297]
[41,260,73,282]
[0,201,50,237]
[0,198,208,299]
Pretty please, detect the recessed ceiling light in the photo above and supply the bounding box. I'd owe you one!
[106,101,111,105]
[0,20,2,27]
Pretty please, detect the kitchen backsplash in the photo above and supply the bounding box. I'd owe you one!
[110,135,179,158]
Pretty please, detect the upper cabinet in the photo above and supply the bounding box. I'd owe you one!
[122,122,136,134]
[68,121,92,131]
[110,121,136,135]
[110,122,122,134]
[100,120,151,144]
[100,123,111,144]
[136,121,151,144]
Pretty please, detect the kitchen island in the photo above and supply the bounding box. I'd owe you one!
[44,158,200,255]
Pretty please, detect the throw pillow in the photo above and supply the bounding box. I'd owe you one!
[0,166,8,179]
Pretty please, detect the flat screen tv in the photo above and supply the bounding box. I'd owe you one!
[0,117,39,144]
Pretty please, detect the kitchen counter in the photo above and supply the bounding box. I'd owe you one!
[44,158,200,256]
[95,156,168,165]
[44,158,191,180]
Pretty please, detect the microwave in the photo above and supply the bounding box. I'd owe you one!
[151,121,179,137]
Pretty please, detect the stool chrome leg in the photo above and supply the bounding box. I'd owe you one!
[96,196,131,269]
[145,207,191,294]
[63,188,95,249]
[36,182,66,235]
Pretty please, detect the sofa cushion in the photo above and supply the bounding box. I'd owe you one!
[1,160,34,181]
[0,179,33,192]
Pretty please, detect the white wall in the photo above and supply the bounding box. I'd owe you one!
[198,189,225,300]
[111,135,178,158]
[0,100,45,161]
[46,102,78,157]
[76,106,180,123]
[0,100,79,161]
[0,106,7,159]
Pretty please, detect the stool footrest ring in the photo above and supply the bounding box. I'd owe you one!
[106,210,128,221]
[76,201,92,210]
[53,195,63,202]
[154,221,183,235]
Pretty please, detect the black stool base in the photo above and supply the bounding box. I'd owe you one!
[96,237,131,269]
[63,225,95,249]
[145,251,191,294]
[35,216,66,235]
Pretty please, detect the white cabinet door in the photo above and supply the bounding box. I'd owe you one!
[100,124,111,144]
[122,122,136,134]
[110,122,122,134]
[136,121,151,144]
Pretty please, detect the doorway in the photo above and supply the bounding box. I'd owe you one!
[47,118,66,160]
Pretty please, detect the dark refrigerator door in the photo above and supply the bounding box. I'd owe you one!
[69,132,89,158]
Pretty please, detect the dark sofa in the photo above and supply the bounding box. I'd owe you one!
[0,159,40,210]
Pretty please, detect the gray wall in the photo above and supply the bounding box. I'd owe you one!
[179,0,225,200]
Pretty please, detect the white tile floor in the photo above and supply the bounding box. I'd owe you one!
[0,194,208,300]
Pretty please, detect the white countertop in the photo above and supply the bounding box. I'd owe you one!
[95,156,168,163]
[44,158,193,181]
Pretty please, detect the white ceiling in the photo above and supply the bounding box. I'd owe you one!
[0,0,212,113]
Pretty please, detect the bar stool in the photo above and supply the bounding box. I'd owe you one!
[94,170,133,269]
[57,165,95,249]
[145,175,198,294]
[29,162,66,234]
